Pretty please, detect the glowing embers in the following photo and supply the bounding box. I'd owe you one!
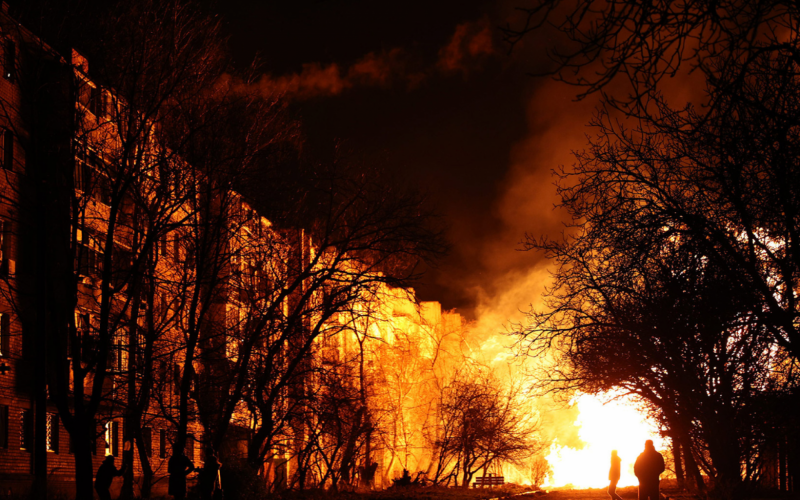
[544,393,667,489]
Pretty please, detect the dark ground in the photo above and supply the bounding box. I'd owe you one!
[270,483,800,500]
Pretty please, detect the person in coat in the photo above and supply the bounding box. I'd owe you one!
[95,455,125,500]
[634,440,665,500]
[197,449,222,500]
[168,451,196,500]
[608,449,623,500]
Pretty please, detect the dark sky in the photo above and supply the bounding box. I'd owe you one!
[202,0,586,318]
[11,0,590,319]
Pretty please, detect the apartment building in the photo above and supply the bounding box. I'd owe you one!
[0,5,462,496]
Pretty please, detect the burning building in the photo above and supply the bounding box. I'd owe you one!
[0,3,458,495]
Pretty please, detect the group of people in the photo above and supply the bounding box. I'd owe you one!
[608,440,666,500]
[94,449,222,500]
[96,439,665,499]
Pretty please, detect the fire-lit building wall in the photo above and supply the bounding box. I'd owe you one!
[0,5,469,494]
[326,285,468,488]
[0,10,207,493]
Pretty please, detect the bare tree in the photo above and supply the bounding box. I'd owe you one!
[432,369,540,488]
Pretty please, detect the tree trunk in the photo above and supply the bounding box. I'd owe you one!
[679,432,705,493]
[74,424,95,500]
[136,427,154,498]
[672,436,685,489]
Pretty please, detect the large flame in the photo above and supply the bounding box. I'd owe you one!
[543,393,668,489]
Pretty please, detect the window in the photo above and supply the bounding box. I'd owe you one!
[92,420,98,455]
[76,151,111,205]
[108,328,128,373]
[76,230,103,279]
[105,420,119,457]
[0,219,11,276]
[226,306,243,362]
[142,426,152,457]
[0,313,8,357]
[185,434,194,461]
[173,363,182,396]
[74,159,85,192]
[89,86,101,117]
[172,234,180,264]
[3,129,12,170]
[3,39,14,81]
[46,413,59,453]
[19,409,31,451]
[159,428,166,458]
[111,247,133,290]
[159,234,168,259]
[0,405,7,448]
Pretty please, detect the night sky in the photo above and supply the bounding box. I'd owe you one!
[14,0,597,319]
[204,0,599,319]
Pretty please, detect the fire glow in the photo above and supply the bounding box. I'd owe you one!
[543,393,668,489]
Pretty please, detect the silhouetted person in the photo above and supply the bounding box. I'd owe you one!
[95,455,125,500]
[168,451,195,500]
[197,449,222,500]
[608,450,623,500]
[634,440,665,500]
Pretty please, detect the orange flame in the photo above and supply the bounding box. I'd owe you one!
[544,393,669,489]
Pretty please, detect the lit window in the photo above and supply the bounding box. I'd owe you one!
[105,420,119,456]
[46,413,59,453]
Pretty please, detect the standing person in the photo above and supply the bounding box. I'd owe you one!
[634,440,665,500]
[95,455,125,500]
[197,449,222,500]
[608,450,623,500]
[168,451,196,500]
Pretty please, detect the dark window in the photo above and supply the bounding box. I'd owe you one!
[0,313,8,357]
[76,230,104,279]
[92,420,98,455]
[74,159,84,191]
[173,235,180,264]
[142,426,152,457]
[89,86,101,117]
[20,408,31,451]
[0,219,10,276]
[111,247,133,291]
[0,405,7,448]
[3,39,14,82]
[3,129,12,170]
[159,428,166,458]
[173,363,181,396]
[185,434,194,461]
[77,245,103,278]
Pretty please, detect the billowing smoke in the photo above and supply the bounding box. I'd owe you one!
[438,18,495,74]
[228,19,498,100]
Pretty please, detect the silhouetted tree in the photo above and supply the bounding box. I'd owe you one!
[433,369,540,488]
[510,3,800,496]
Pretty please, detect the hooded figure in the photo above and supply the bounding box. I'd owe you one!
[608,450,623,500]
[634,440,665,500]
